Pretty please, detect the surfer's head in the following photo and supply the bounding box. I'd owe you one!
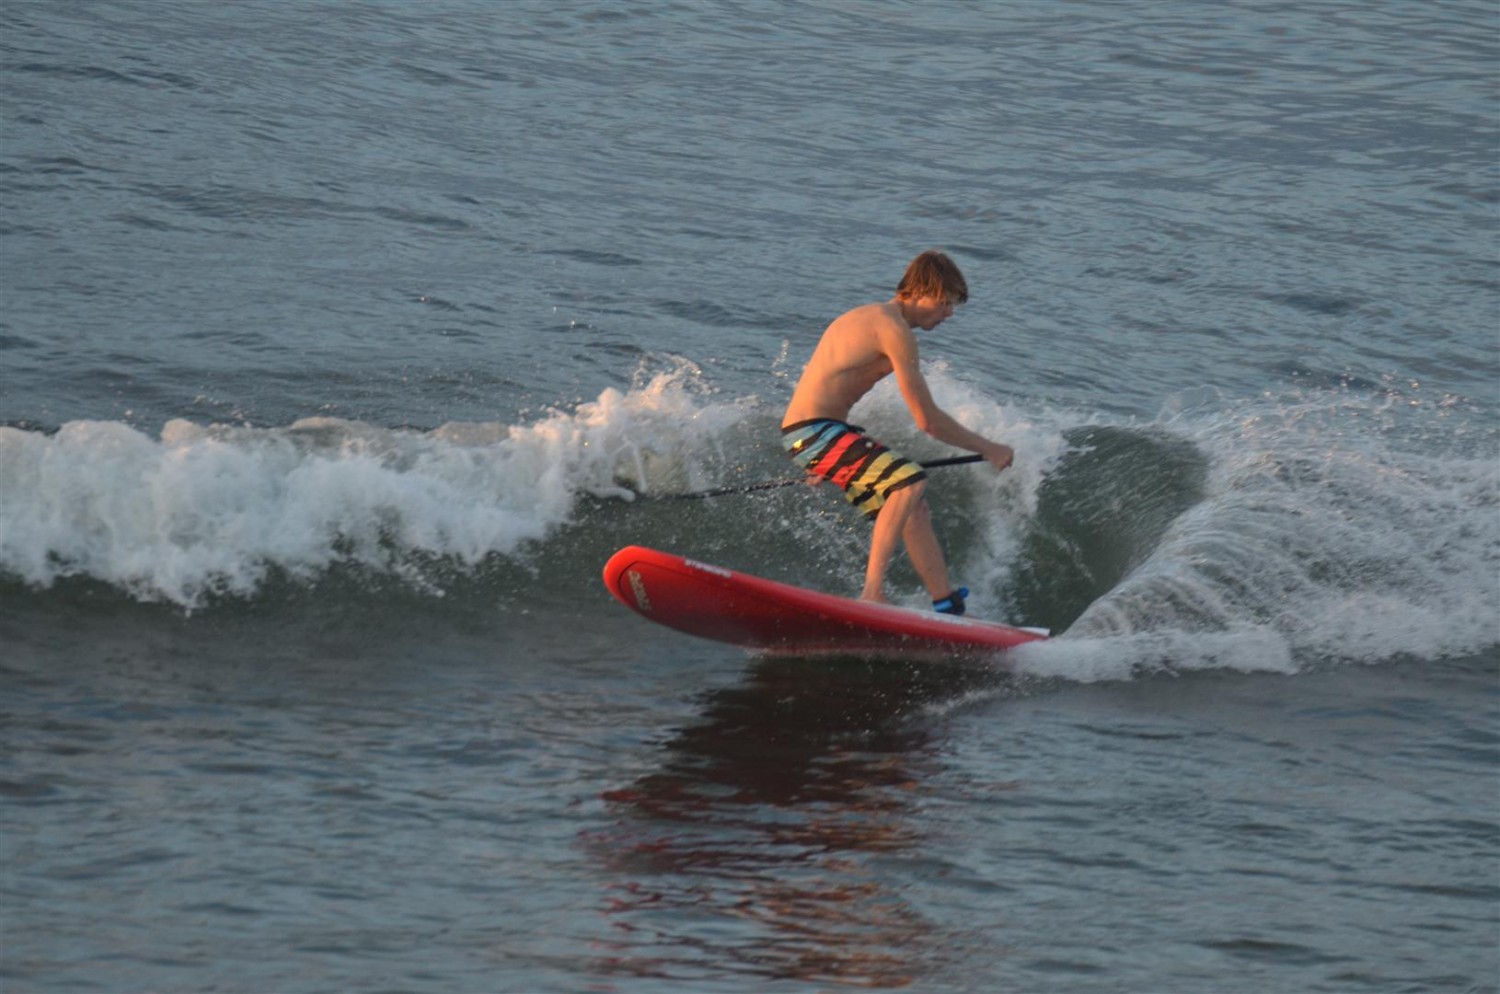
[896,250,968,306]
[896,250,966,330]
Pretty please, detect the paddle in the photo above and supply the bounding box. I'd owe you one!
[633,453,984,500]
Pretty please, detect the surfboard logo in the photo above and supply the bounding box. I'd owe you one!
[683,558,731,578]
[626,570,652,612]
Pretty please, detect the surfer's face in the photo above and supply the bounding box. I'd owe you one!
[908,295,956,330]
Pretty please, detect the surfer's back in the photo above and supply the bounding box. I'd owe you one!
[781,302,903,426]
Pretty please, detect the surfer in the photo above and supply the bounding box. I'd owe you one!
[781,250,1014,615]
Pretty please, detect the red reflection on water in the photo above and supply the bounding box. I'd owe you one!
[586,655,1005,989]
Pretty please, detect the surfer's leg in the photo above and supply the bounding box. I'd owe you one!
[861,479,925,602]
[900,492,953,600]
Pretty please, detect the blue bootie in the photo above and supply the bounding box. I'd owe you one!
[933,587,968,616]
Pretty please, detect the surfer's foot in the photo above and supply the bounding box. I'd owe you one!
[933,588,968,616]
[860,589,891,605]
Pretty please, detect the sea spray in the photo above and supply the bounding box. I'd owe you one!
[1016,385,1499,680]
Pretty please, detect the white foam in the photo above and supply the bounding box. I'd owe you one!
[0,362,750,607]
[1010,628,1297,683]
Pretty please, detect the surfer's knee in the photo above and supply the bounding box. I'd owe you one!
[907,486,932,518]
[884,479,924,516]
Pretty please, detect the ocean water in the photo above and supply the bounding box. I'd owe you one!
[1,1,1496,992]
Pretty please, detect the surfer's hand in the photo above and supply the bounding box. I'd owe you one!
[803,472,825,488]
[985,444,1015,473]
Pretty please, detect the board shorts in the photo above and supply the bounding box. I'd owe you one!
[781,419,927,519]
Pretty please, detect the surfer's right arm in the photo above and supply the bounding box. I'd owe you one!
[879,319,1015,472]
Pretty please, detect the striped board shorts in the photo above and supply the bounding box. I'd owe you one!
[781,418,927,519]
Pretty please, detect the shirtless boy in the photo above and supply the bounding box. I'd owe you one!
[780,250,1014,615]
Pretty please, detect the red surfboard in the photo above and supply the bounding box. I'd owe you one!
[602,545,1048,659]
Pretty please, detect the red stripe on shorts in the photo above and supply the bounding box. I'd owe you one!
[831,456,868,488]
[810,432,859,476]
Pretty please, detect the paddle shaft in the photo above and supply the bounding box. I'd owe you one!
[653,453,983,500]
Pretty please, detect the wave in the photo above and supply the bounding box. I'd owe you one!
[2,363,1495,678]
